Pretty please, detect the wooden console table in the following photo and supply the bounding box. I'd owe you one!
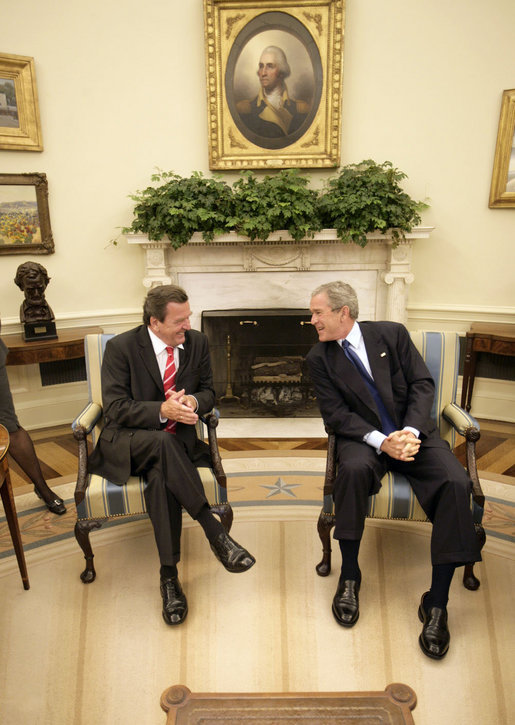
[461,323,515,412]
[3,326,102,366]
[161,684,417,724]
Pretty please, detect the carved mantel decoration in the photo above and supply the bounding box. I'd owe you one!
[127,227,433,327]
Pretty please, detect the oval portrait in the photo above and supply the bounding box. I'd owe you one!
[225,12,323,150]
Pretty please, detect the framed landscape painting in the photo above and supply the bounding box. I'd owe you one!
[0,173,54,255]
[0,53,43,152]
[203,0,345,169]
[489,89,515,208]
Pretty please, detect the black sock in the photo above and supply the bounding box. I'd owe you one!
[338,538,362,584]
[427,563,456,609]
[196,505,224,542]
[160,564,178,580]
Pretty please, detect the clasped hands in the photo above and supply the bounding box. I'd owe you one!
[160,388,198,426]
[380,430,421,461]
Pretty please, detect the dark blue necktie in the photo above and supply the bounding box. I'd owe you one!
[342,339,396,435]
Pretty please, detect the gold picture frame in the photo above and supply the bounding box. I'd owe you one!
[489,89,515,208]
[0,173,54,255]
[203,0,345,170]
[0,53,43,152]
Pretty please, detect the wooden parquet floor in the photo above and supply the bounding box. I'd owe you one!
[7,419,515,491]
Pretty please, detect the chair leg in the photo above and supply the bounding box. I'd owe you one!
[463,522,487,591]
[316,511,335,577]
[75,519,103,583]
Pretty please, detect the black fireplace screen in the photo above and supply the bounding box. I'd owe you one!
[201,309,319,417]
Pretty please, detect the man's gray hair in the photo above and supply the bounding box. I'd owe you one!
[311,281,359,320]
[260,46,291,79]
[143,284,188,325]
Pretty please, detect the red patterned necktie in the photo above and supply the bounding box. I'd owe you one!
[163,346,177,434]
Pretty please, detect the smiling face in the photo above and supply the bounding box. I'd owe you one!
[257,51,282,93]
[150,300,192,348]
[310,291,354,342]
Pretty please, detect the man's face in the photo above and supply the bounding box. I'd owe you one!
[257,52,282,93]
[150,300,192,348]
[310,292,352,342]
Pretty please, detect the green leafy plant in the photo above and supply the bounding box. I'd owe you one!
[121,161,428,249]
[229,168,322,242]
[317,160,429,247]
[122,170,235,249]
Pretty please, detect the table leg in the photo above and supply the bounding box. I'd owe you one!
[0,460,30,590]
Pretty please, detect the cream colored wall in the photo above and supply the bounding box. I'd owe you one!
[1,0,514,424]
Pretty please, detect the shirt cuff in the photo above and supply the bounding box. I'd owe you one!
[363,430,387,455]
[403,426,420,438]
[189,395,199,413]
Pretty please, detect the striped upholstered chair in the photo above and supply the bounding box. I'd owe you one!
[316,331,486,590]
[72,333,232,583]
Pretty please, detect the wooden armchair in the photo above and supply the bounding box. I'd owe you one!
[316,331,486,590]
[71,334,233,583]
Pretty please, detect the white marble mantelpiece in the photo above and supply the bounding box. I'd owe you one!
[127,228,433,328]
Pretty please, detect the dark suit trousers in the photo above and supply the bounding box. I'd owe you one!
[129,430,209,566]
[334,438,481,567]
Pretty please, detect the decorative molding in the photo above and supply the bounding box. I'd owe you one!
[127,228,434,326]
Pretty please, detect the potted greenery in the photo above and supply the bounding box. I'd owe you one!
[122,162,427,249]
[229,168,322,242]
[122,170,235,249]
[317,160,428,247]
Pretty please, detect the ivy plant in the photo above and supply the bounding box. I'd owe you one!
[122,170,235,249]
[317,160,428,247]
[229,168,322,242]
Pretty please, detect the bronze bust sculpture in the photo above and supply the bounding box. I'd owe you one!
[14,262,57,341]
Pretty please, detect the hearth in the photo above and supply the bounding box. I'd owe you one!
[202,309,319,417]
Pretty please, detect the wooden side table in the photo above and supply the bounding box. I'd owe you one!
[3,326,103,366]
[461,323,515,412]
[0,424,30,590]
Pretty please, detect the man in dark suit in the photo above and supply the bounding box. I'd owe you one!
[88,284,255,625]
[306,281,481,659]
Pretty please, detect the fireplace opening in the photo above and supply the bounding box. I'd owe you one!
[201,309,319,417]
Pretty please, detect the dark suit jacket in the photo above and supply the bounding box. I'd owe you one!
[88,325,216,484]
[306,321,446,449]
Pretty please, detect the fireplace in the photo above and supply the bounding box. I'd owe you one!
[202,309,319,417]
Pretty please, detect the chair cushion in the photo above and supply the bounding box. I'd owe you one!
[323,471,429,522]
[76,466,227,520]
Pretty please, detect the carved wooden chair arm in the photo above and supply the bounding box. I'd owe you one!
[202,409,227,490]
[72,403,102,503]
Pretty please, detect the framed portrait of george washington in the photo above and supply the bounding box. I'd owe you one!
[0,53,43,152]
[489,89,515,208]
[203,0,345,170]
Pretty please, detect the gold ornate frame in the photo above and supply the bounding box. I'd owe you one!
[0,173,54,255]
[0,53,43,152]
[203,0,345,170]
[489,89,515,208]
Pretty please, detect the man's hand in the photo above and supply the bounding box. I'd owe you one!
[380,430,421,461]
[160,388,199,425]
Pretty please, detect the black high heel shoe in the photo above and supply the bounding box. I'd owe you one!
[34,488,66,515]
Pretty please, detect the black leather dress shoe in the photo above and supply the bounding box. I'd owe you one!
[210,532,256,573]
[34,488,66,515]
[332,579,360,627]
[160,576,188,625]
[418,591,450,659]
